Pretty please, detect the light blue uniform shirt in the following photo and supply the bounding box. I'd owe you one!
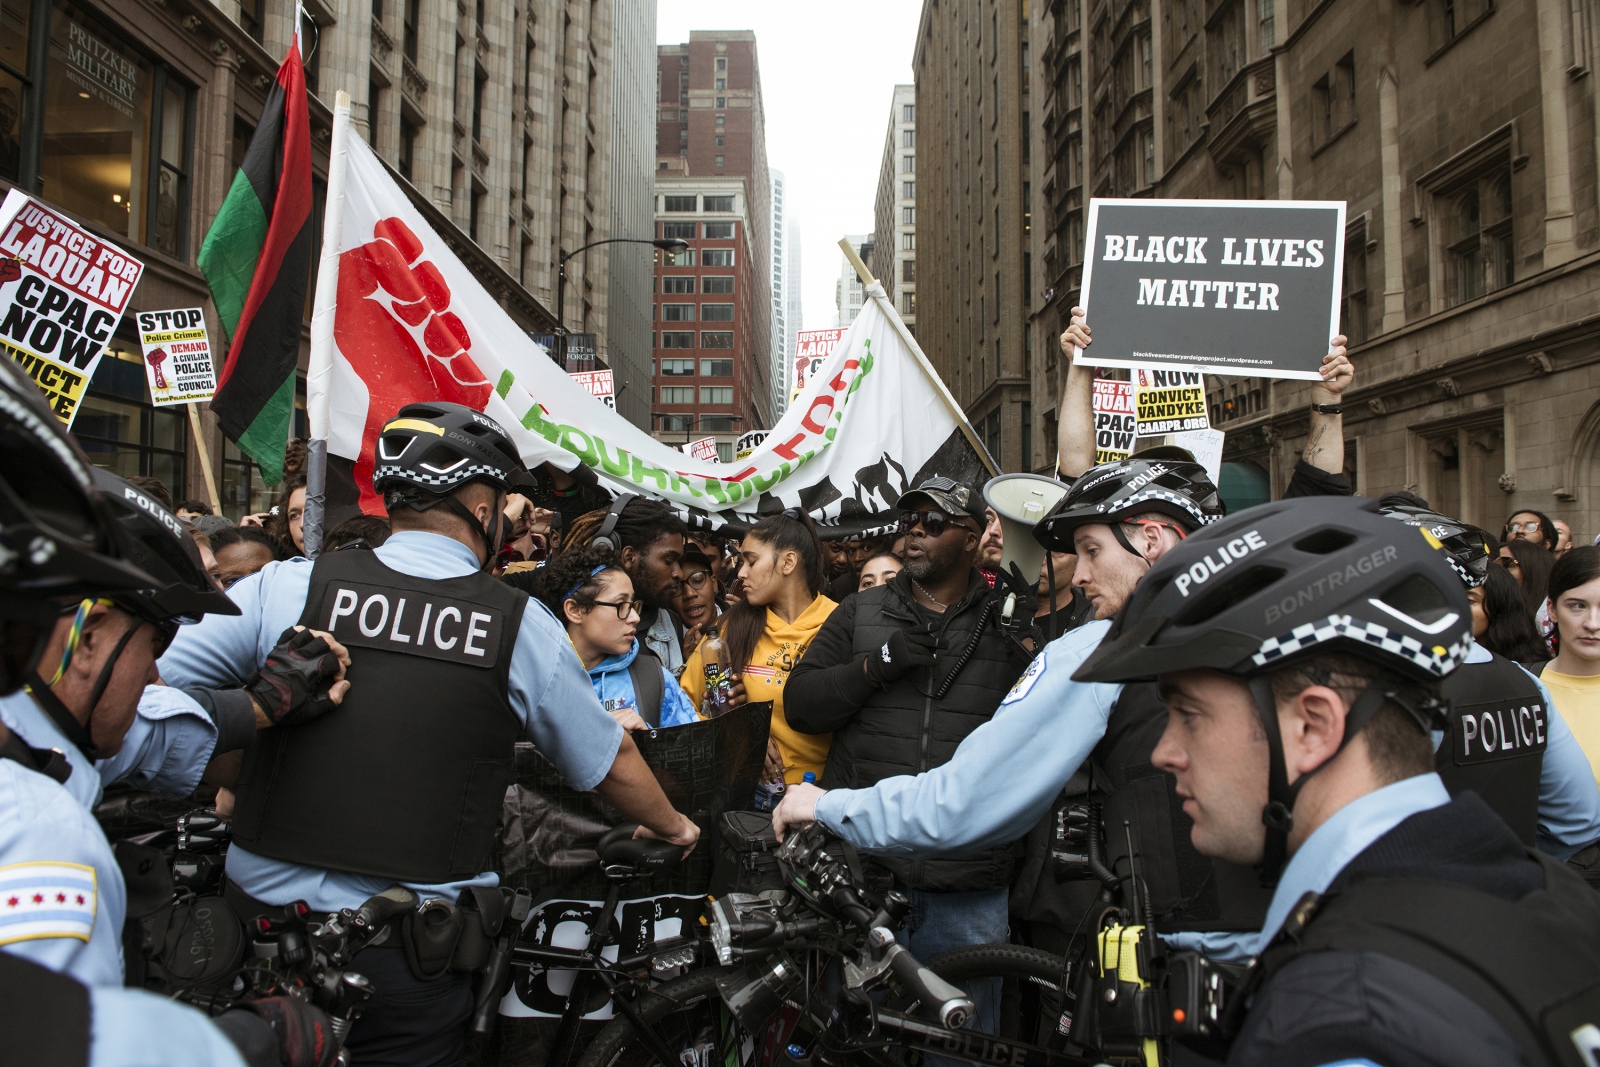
[0,757,126,986]
[158,530,625,912]
[89,986,248,1067]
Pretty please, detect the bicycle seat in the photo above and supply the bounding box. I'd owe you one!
[597,824,684,874]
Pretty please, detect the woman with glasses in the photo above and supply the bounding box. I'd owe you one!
[672,542,723,652]
[533,546,699,733]
[1497,537,1556,618]
[681,511,837,784]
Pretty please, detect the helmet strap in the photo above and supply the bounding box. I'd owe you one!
[24,617,141,761]
[1110,520,1150,562]
[1248,674,1392,887]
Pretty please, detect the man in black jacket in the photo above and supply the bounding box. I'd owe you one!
[786,475,1032,1037]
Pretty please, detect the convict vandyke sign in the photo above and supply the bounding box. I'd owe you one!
[1076,199,1345,381]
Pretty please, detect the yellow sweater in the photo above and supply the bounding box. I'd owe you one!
[682,594,837,784]
[1545,667,1600,783]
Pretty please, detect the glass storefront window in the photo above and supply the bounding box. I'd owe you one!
[74,332,187,494]
[14,0,195,258]
[220,438,286,522]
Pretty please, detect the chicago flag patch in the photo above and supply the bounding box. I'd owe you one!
[0,862,97,944]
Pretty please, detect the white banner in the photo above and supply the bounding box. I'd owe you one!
[136,308,217,406]
[569,368,614,409]
[308,108,991,525]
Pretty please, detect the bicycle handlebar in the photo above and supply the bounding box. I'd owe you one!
[879,934,975,1030]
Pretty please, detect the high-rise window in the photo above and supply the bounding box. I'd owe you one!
[700,359,734,376]
[659,333,695,350]
[715,77,726,90]
[702,276,734,293]
[663,195,697,211]
[716,57,727,70]
[703,221,735,238]
[903,129,916,147]
[702,249,735,266]
[700,304,734,321]
[903,181,915,198]
[661,386,694,404]
[902,233,915,250]
[902,259,915,283]
[700,386,734,404]
[903,103,915,122]
[700,331,733,348]
[659,358,695,374]
[661,221,696,239]
[903,155,915,173]
[1259,0,1276,48]
[661,304,696,321]
[704,195,734,211]
[471,64,487,140]
[662,276,695,294]
[903,207,915,224]
[404,0,419,61]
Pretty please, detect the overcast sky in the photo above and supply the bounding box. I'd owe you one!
[656,1,922,331]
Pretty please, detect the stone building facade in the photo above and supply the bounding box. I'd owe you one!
[871,84,921,336]
[1028,0,1600,535]
[2,0,658,516]
[913,2,1040,473]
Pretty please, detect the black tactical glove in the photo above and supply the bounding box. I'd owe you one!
[863,627,937,687]
[246,627,343,727]
[214,996,338,1067]
[996,562,1040,632]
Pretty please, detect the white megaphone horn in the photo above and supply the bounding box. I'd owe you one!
[982,473,1071,588]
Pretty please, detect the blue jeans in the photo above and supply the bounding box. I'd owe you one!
[894,885,1011,1047]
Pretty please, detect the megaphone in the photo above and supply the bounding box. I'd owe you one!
[982,473,1071,586]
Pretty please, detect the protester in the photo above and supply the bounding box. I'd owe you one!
[209,526,284,588]
[1051,305,1353,493]
[323,514,391,552]
[1544,546,1600,777]
[978,507,1003,586]
[1076,497,1600,1067]
[175,498,213,520]
[1555,517,1575,557]
[822,534,884,601]
[857,551,903,591]
[688,533,734,588]
[1504,508,1559,551]
[183,520,221,584]
[1497,537,1555,617]
[535,546,698,732]
[561,497,689,672]
[673,542,721,651]
[682,511,836,783]
[1034,547,1092,640]
[281,481,306,555]
[1472,562,1550,667]
[821,537,853,589]
[784,476,1030,1035]
[191,513,234,540]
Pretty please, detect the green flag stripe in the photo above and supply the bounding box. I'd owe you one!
[197,169,270,349]
[234,374,295,487]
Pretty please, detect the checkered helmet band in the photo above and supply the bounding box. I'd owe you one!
[1251,612,1471,678]
[374,462,506,491]
[1101,486,1219,527]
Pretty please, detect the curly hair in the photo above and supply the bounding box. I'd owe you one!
[528,543,627,624]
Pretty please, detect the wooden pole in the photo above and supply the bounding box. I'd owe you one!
[836,237,999,476]
[187,403,222,512]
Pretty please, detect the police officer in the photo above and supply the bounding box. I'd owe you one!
[159,401,701,1066]
[0,360,336,1067]
[1078,495,1600,1067]
[1379,498,1600,853]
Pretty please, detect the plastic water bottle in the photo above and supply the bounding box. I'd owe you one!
[753,779,785,812]
[802,771,817,784]
[700,630,733,715]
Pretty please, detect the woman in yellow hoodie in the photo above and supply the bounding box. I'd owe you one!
[681,510,835,783]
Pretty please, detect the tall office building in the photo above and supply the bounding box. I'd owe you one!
[652,31,774,451]
[606,0,659,428]
[783,216,804,410]
[836,234,873,327]
[1028,0,1600,531]
[770,169,790,420]
[870,84,918,334]
[912,1,1036,473]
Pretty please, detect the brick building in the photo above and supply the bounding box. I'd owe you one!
[652,30,773,454]
[1026,0,1600,534]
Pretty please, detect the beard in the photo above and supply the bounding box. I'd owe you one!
[904,553,935,581]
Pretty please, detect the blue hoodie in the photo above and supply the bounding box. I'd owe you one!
[588,638,700,728]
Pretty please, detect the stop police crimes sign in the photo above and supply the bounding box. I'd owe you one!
[1076,199,1345,381]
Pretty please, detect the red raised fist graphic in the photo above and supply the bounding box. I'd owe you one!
[0,258,22,287]
[335,217,491,512]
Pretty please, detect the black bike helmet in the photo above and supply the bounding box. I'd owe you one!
[372,402,527,498]
[1033,458,1223,556]
[88,468,240,626]
[1075,496,1471,884]
[1377,501,1492,590]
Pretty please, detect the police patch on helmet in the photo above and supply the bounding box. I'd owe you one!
[1004,656,1046,704]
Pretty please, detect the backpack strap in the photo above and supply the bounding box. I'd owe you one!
[627,655,664,728]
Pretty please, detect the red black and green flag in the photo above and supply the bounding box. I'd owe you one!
[198,37,312,486]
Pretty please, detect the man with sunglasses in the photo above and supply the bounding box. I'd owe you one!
[785,475,1035,1038]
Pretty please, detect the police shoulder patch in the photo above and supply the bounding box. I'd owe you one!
[1003,655,1047,705]
[0,861,97,944]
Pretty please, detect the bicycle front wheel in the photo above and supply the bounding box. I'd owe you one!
[576,966,754,1067]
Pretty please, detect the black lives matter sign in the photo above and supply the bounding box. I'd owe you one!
[1076,199,1345,381]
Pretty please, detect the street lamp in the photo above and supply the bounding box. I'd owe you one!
[555,237,691,369]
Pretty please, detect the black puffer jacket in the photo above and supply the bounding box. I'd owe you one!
[785,569,1033,892]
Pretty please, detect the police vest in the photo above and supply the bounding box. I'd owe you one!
[1247,850,1600,1067]
[1436,651,1547,846]
[231,550,525,884]
[1095,682,1274,933]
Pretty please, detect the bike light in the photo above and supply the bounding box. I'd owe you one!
[715,953,804,1031]
[650,945,697,974]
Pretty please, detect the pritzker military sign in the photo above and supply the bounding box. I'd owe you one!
[1074,199,1346,381]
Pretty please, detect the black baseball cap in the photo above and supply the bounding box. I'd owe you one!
[681,542,713,572]
[898,476,987,525]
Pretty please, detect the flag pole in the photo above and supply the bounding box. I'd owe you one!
[303,88,352,558]
[186,403,222,512]
[837,237,998,476]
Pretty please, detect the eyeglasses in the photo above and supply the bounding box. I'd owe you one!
[591,598,644,620]
[898,510,973,538]
[1495,555,1519,568]
[1504,521,1544,535]
[683,570,714,590]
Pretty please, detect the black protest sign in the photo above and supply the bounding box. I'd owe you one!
[1077,199,1345,381]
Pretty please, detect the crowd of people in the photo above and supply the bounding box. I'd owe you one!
[3,302,1600,1067]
